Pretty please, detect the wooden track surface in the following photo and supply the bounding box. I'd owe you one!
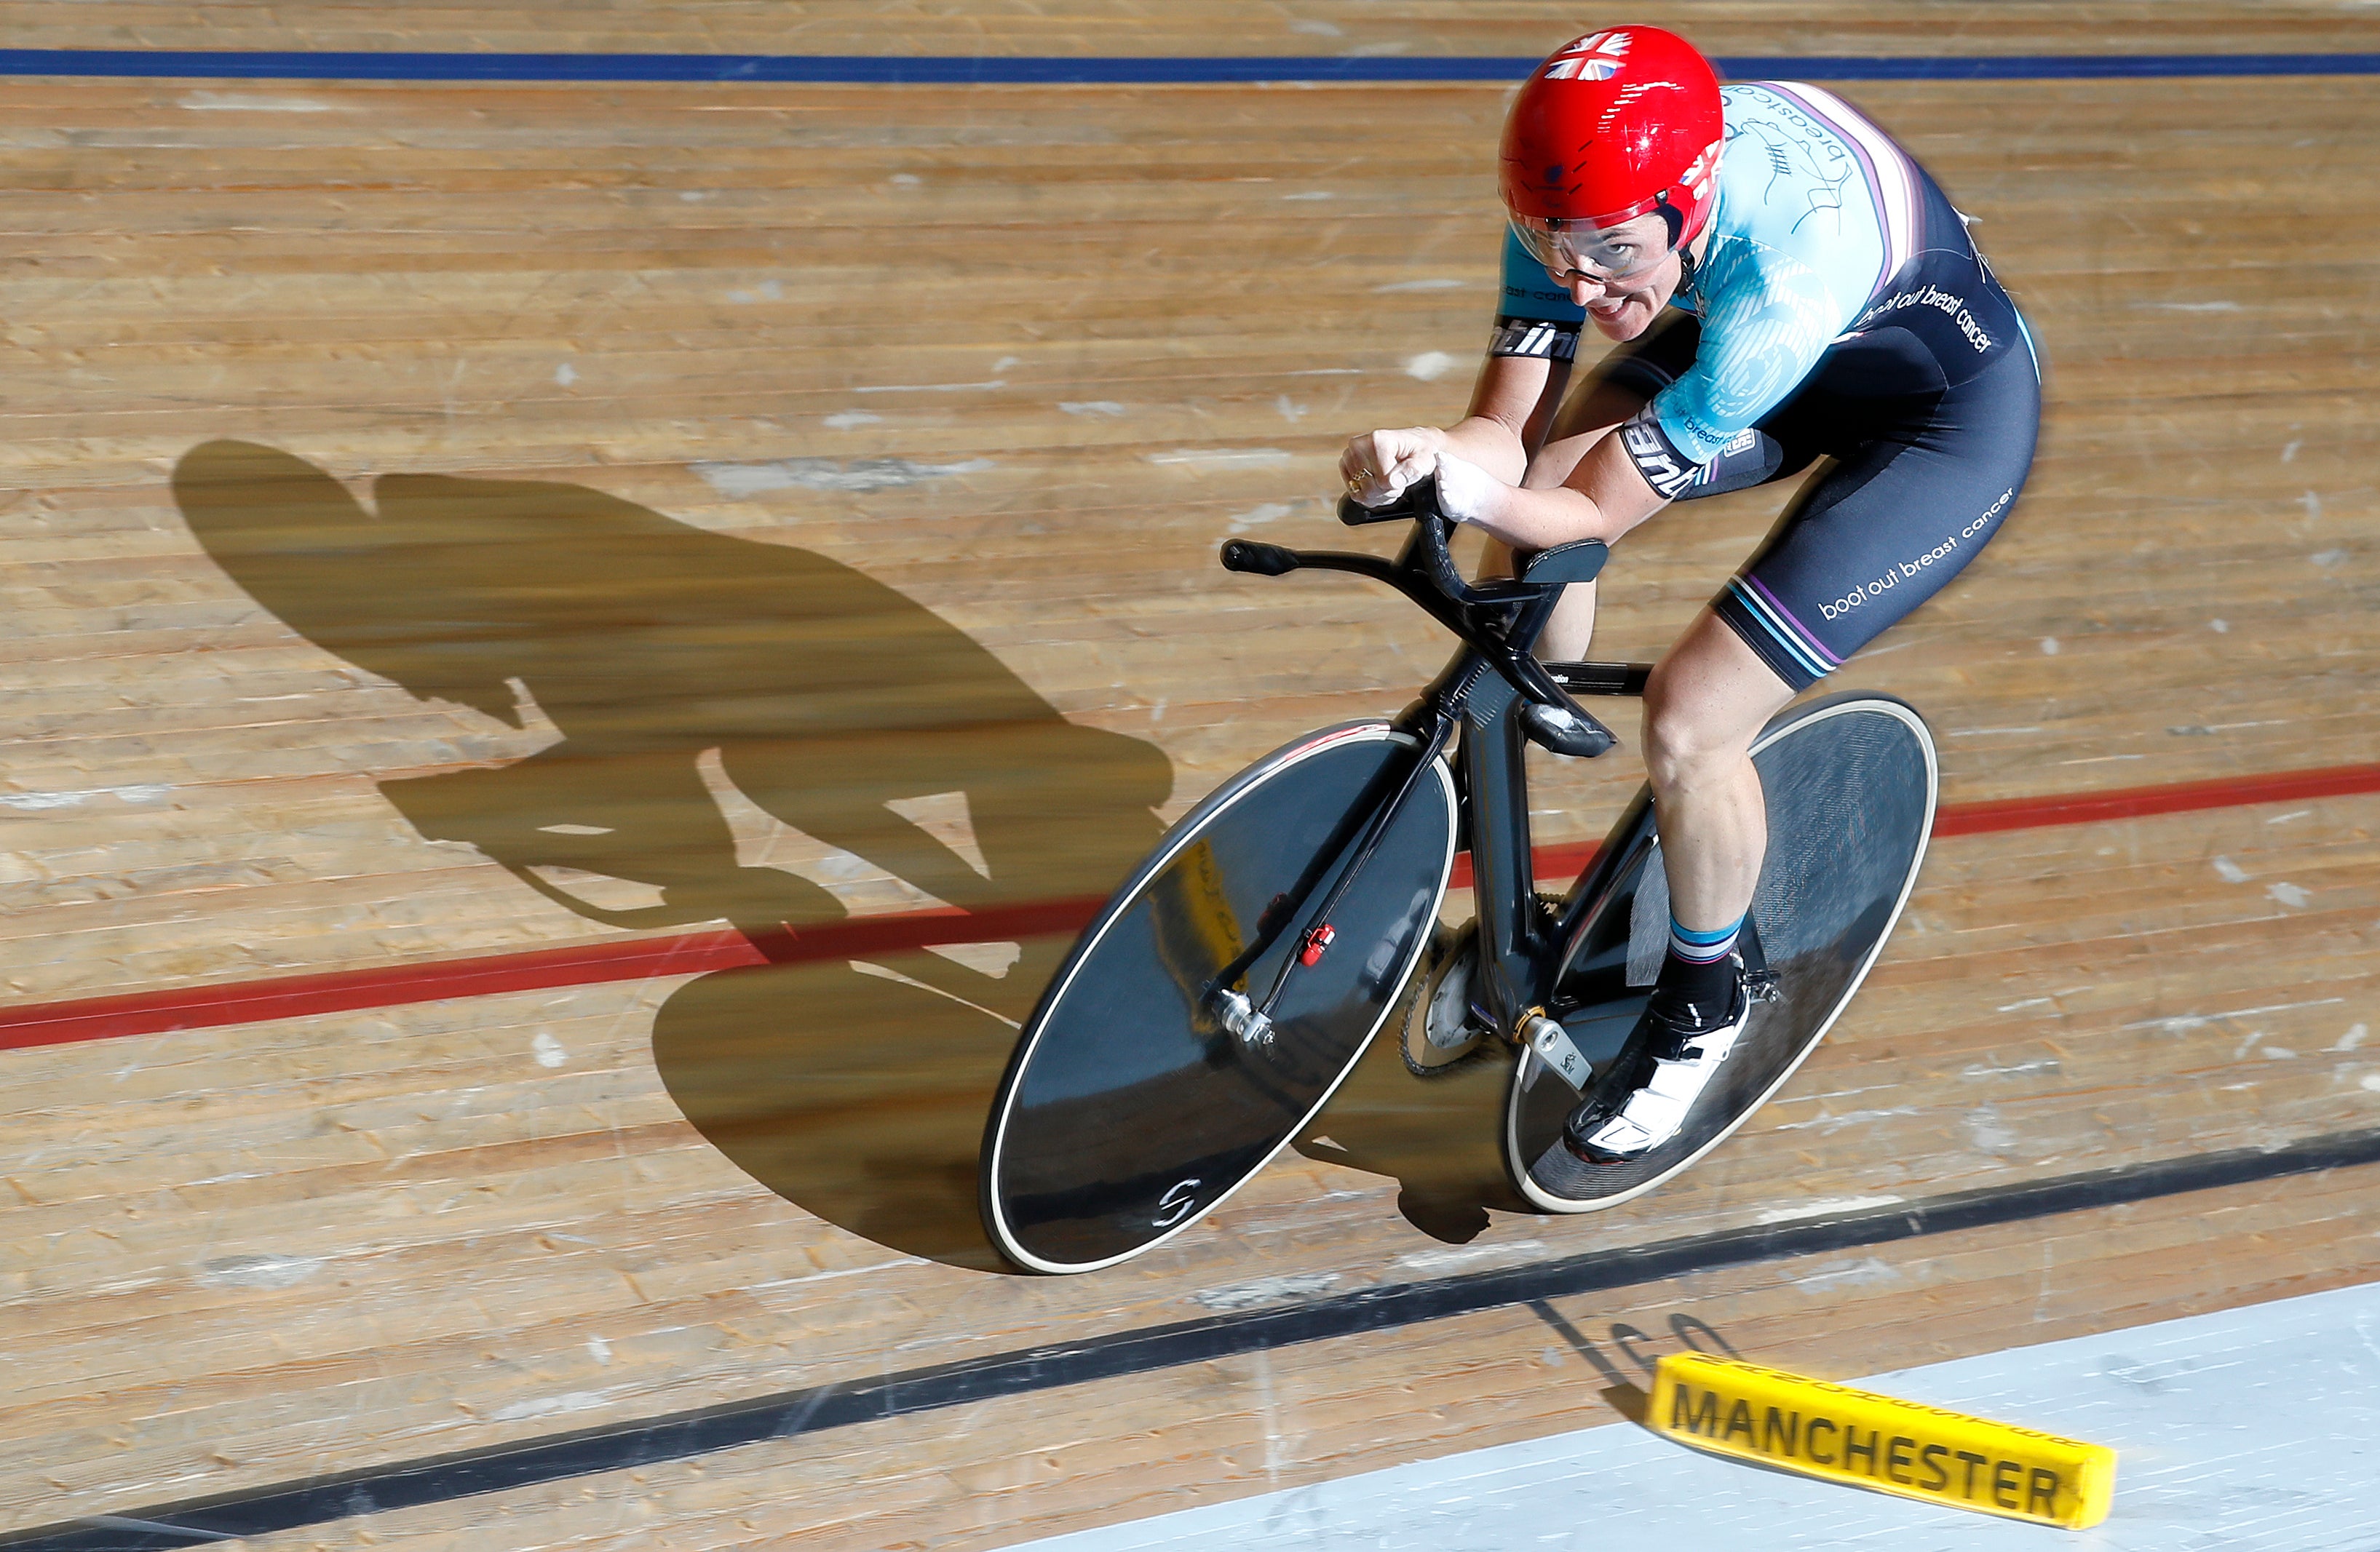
[2,5,2377,1545]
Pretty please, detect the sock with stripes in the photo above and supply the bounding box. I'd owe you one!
[1657,912,1744,1011]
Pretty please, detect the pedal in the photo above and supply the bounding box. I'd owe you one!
[1521,1012,1594,1092]
[1745,968,1782,1005]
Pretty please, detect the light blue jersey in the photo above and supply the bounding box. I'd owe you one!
[1492,81,2021,470]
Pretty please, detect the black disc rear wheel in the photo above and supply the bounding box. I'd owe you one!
[981,721,1458,1273]
[1506,694,1938,1212]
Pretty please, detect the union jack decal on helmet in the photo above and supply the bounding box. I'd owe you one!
[1678,136,1723,200]
[1543,30,1633,82]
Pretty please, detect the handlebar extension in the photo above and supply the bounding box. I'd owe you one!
[1219,539,1302,576]
[1336,472,1440,528]
[1213,475,1638,760]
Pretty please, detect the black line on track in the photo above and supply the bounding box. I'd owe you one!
[1,49,2379,84]
[13,1126,2380,1551]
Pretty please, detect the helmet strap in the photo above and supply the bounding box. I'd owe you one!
[1653,196,1685,252]
[1654,194,1703,283]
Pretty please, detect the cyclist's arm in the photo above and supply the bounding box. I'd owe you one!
[1341,345,1568,496]
[1523,376,1654,489]
[1437,428,1667,550]
[1341,230,1588,500]
[1448,347,1574,477]
[1454,237,1857,546]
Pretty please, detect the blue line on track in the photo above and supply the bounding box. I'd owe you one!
[1,49,2378,84]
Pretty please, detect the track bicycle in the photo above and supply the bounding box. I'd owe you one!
[979,479,1936,1274]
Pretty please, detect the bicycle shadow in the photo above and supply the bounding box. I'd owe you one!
[1298,1009,1535,1243]
[173,439,1173,1272]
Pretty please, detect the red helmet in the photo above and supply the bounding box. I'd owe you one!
[1499,26,1726,259]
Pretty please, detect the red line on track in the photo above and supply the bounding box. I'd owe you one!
[1930,760,2380,836]
[6,761,2378,1054]
[0,896,1109,1054]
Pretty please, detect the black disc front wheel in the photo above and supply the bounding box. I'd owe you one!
[981,721,1457,1273]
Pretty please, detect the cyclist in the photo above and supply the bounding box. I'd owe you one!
[1341,25,2038,1166]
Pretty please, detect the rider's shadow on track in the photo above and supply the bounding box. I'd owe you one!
[174,439,1173,1273]
[1299,1024,1534,1243]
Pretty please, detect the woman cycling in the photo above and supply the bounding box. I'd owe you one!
[1341,25,2039,1168]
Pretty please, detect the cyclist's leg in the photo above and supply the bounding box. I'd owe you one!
[1591,330,1823,937]
[1678,341,2042,934]
[1558,616,1790,1162]
[1710,343,2041,695]
[1568,343,2040,1160]
[1640,614,1796,936]
[1609,364,1836,891]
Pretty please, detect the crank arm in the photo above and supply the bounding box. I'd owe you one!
[1520,1011,1596,1092]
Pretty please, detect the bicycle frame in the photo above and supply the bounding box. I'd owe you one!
[1217,479,1651,1045]
[988,467,1941,1267]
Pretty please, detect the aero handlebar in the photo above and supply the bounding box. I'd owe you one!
[1217,474,1626,756]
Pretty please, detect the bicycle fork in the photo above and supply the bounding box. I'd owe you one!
[1208,716,1458,1048]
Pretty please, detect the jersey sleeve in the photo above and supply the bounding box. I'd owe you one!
[1488,228,1587,362]
[1642,238,1856,466]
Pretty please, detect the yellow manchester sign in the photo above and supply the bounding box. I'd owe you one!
[1650,1353,2116,1529]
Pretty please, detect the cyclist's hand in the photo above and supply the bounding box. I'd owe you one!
[1340,427,1443,506]
[1432,450,1508,528]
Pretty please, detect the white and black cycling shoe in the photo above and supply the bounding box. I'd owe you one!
[1562,967,1752,1164]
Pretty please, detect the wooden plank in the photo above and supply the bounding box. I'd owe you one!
[0,25,2375,1547]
